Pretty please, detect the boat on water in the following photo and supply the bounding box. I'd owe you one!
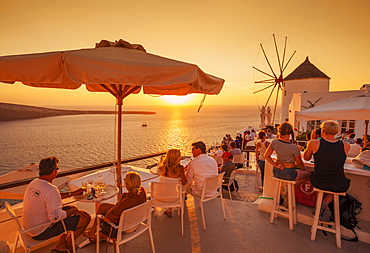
[142,122,147,127]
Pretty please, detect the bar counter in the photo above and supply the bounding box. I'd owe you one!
[257,154,370,243]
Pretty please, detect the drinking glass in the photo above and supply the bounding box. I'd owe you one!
[81,182,87,195]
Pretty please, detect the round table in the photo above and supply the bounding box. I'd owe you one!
[73,185,118,213]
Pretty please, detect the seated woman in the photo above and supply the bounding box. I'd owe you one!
[304,120,351,218]
[84,172,146,241]
[265,122,311,185]
[157,149,187,217]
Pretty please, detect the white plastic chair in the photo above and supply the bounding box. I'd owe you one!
[233,154,248,180]
[96,199,155,253]
[192,172,226,230]
[222,170,237,200]
[212,156,223,170]
[150,182,184,235]
[4,201,75,253]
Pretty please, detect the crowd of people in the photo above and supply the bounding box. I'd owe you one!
[21,120,368,251]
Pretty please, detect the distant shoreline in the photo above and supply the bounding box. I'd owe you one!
[0,102,156,121]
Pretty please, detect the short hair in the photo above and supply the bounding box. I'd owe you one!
[39,157,59,176]
[321,120,339,135]
[230,141,236,148]
[278,122,293,136]
[258,130,266,139]
[221,144,229,151]
[349,133,356,139]
[192,141,206,154]
[125,172,142,195]
[355,138,362,145]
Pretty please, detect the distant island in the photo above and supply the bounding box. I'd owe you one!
[0,102,156,121]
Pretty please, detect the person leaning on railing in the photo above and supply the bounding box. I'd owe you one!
[265,122,311,185]
[303,120,351,219]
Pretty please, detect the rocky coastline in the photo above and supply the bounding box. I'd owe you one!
[0,102,155,121]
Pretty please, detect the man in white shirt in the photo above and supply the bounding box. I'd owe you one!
[23,157,91,253]
[186,141,218,198]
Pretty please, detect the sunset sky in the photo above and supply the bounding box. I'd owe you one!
[0,0,369,109]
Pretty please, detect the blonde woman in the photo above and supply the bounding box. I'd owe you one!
[158,149,187,185]
[157,149,187,217]
[84,172,146,240]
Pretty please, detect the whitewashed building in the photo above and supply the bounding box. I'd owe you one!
[281,57,369,137]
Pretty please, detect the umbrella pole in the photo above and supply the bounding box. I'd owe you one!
[364,120,369,148]
[116,96,123,196]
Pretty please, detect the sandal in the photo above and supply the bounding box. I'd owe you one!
[82,230,97,242]
[164,210,172,218]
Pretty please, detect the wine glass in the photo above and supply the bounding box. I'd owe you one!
[100,181,106,193]
[81,182,87,195]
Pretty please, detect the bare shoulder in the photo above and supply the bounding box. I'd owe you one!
[342,140,351,151]
[308,139,320,146]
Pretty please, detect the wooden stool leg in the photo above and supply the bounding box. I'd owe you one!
[270,180,280,224]
[292,184,297,225]
[311,191,324,241]
[333,194,342,248]
[288,183,294,230]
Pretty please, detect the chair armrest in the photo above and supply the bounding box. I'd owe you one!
[22,221,52,233]
[97,215,119,229]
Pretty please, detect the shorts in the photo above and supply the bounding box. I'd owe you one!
[273,167,297,181]
[32,215,80,240]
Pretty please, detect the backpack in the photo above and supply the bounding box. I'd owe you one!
[222,179,239,192]
[328,194,362,242]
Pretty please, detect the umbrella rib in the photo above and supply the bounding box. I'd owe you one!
[100,84,118,98]
[123,86,141,99]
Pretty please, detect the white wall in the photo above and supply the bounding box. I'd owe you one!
[289,88,368,136]
[281,78,329,123]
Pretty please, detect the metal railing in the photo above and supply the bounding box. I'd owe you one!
[0,152,165,191]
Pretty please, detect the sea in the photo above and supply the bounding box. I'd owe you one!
[0,105,279,176]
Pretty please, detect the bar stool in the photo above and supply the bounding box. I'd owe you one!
[311,188,346,248]
[270,177,297,230]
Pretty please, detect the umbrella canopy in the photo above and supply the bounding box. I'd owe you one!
[296,90,370,146]
[295,91,370,121]
[0,39,225,193]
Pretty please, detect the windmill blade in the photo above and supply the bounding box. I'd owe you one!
[273,34,283,74]
[272,85,280,125]
[253,83,276,94]
[281,36,287,69]
[252,66,275,79]
[282,50,296,73]
[255,78,276,84]
[264,83,277,107]
[260,43,278,79]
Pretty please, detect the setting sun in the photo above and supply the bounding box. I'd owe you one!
[161,95,193,105]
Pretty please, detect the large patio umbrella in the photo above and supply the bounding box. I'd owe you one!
[0,39,224,193]
[296,90,370,147]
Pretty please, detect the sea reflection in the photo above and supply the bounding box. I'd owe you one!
[0,105,274,175]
